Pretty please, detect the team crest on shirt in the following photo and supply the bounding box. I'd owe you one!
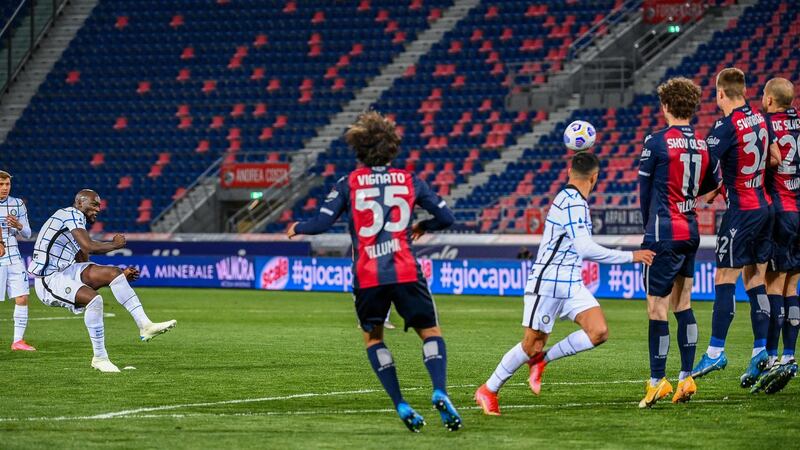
[65,287,71,294]
[9,209,16,216]
[542,315,551,324]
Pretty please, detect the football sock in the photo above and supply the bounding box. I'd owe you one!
[766,294,785,357]
[12,304,27,342]
[708,283,736,355]
[679,371,691,381]
[486,343,530,393]
[675,309,697,376]
[748,285,770,353]
[422,336,447,393]
[783,295,799,360]
[366,342,404,407]
[649,320,669,381]
[84,296,107,359]
[545,330,594,363]
[110,274,151,329]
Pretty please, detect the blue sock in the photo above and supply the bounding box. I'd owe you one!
[366,343,404,407]
[766,294,785,357]
[783,295,800,358]
[675,309,697,374]
[422,336,447,393]
[748,286,770,350]
[710,283,736,348]
[649,320,669,380]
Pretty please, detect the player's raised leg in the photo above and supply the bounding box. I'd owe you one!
[80,264,176,341]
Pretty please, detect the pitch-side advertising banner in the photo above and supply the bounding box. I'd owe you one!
[253,257,749,300]
[91,255,256,288]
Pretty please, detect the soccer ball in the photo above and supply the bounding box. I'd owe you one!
[563,120,596,151]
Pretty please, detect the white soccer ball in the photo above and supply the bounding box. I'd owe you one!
[563,120,597,151]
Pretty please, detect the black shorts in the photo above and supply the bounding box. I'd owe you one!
[769,211,800,272]
[716,208,773,268]
[353,280,438,332]
[642,239,699,297]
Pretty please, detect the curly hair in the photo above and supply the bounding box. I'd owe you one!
[657,77,702,120]
[345,111,400,167]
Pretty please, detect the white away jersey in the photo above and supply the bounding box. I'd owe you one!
[526,186,630,299]
[27,207,86,277]
[0,196,31,266]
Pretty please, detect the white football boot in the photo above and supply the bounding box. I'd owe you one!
[139,320,177,342]
[92,357,121,373]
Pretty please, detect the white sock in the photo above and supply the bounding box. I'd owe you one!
[84,296,108,359]
[706,346,724,359]
[781,354,795,364]
[650,377,661,387]
[12,304,27,342]
[767,356,778,368]
[752,347,766,358]
[110,274,151,329]
[486,343,531,393]
[679,371,691,381]
[544,330,595,363]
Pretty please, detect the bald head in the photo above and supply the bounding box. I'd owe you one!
[764,77,794,110]
[74,189,99,207]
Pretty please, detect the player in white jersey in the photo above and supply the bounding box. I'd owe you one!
[28,189,176,372]
[0,171,36,351]
[475,152,655,415]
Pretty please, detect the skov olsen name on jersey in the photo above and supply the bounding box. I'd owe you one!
[357,172,407,186]
[746,174,764,188]
[785,178,800,191]
[735,114,765,131]
[666,137,707,151]
[771,118,800,132]
[365,238,401,259]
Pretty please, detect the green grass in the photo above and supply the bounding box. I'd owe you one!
[0,289,797,449]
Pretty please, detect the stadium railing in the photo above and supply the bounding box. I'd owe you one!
[0,0,69,95]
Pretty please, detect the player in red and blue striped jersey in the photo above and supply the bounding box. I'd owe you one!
[693,68,774,388]
[638,77,719,407]
[288,111,461,432]
[752,78,800,393]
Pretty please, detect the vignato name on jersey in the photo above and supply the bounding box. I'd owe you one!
[767,107,800,212]
[27,207,86,277]
[294,166,451,289]
[707,105,770,210]
[0,196,30,266]
[639,125,716,242]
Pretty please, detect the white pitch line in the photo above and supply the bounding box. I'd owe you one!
[0,313,115,322]
[0,379,647,423]
[0,398,737,423]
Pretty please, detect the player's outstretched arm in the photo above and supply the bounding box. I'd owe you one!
[71,228,125,255]
[288,181,347,238]
[571,233,655,266]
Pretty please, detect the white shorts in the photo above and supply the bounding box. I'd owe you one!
[33,262,93,314]
[522,285,600,333]
[0,261,30,300]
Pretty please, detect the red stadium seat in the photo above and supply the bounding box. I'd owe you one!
[90,153,104,168]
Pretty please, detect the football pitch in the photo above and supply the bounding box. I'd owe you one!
[1,289,797,449]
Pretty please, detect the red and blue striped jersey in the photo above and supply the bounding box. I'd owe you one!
[639,125,717,242]
[766,108,800,212]
[294,166,454,289]
[706,105,771,211]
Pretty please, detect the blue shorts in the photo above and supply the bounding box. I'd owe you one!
[642,239,699,297]
[769,210,800,272]
[353,280,438,332]
[716,208,773,269]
